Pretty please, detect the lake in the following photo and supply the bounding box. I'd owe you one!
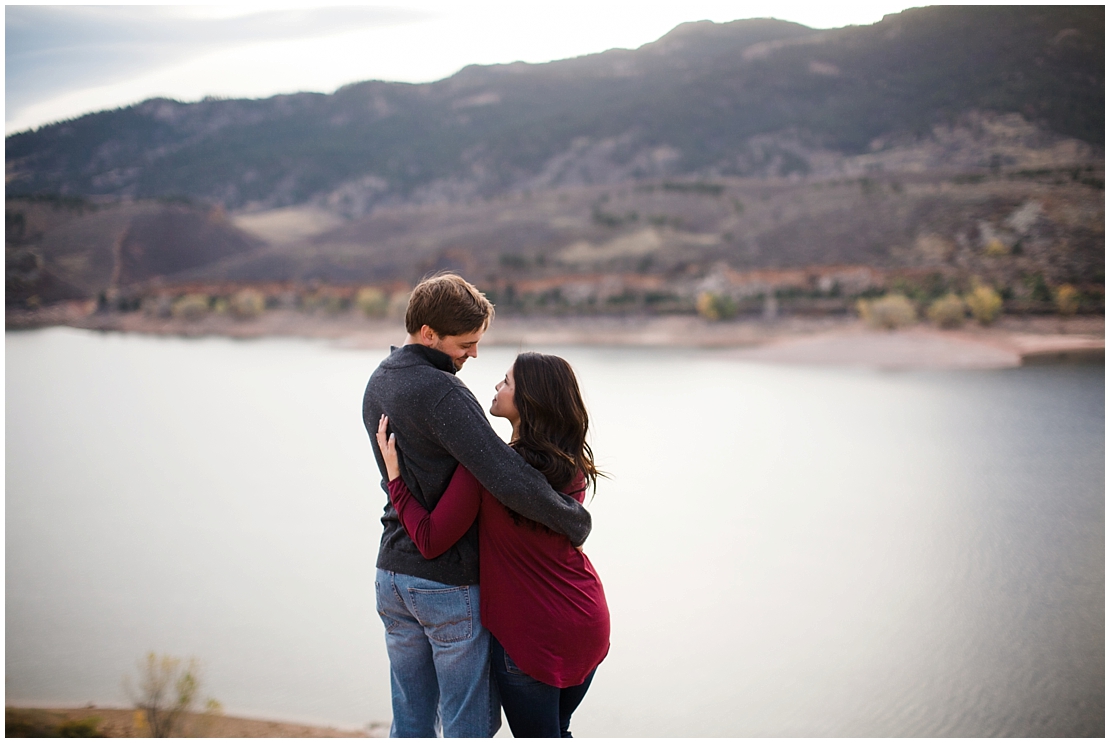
[6,327,1104,736]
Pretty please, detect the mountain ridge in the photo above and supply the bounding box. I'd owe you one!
[7,6,1103,215]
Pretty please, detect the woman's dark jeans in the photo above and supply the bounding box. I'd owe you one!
[490,635,597,738]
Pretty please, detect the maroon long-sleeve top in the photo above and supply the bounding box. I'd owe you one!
[388,464,610,688]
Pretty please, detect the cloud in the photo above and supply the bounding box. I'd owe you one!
[6,5,428,123]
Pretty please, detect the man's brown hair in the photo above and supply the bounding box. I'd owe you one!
[405,273,495,337]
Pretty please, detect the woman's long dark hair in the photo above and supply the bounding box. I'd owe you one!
[511,352,600,497]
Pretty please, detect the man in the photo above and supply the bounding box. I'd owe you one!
[362,273,592,738]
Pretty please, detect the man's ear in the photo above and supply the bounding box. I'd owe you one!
[418,325,440,345]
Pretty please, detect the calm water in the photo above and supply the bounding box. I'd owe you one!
[6,327,1104,736]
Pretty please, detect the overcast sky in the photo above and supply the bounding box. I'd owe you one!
[6,1,930,135]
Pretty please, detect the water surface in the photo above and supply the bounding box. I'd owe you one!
[6,328,1103,736]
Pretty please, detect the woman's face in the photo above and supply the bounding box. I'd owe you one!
[490,365,520,426]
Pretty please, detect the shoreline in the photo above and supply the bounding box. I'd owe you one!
[4,705,381,738]
[6,307,1104,370]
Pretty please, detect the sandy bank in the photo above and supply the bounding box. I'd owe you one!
[6,305,1103,370]
[722,323,1105,370]
[5,706,381,738]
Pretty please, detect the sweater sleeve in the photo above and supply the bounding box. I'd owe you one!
[387,464,482,559]
[432,386,592,546]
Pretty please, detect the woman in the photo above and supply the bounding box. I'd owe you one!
[375,352,609,738]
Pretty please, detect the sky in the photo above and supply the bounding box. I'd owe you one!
[6,1,932,135]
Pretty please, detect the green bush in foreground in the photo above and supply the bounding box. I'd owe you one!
[57,717,105,737]
[857,293,917,329]
[5,710,105,737]
[927,293,967,328]
[965,285,1002,325]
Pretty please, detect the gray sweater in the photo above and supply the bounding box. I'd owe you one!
[363,343,592,585]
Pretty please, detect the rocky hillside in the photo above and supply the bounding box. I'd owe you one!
[6,6,1103,214]
[5,196,262,306]
[8,155,1102,312]
[220,160,1104,293]
[4,5,1103,313]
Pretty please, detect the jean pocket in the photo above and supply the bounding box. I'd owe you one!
[502,650,527,676]
[408,585,474,643]
[374,579,401,632]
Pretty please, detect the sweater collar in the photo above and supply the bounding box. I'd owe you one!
[395,342,458,375]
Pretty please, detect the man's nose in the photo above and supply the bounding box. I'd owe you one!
[468,345,478,358]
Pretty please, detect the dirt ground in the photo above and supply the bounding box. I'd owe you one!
[5,706,382,738]
[721,317,1105,369]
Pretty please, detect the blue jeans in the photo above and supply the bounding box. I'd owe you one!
[375,569,500,737]
[490,635,596,738]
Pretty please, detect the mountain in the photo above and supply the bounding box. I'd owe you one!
[4,5,1104,312]
[6,6,1103,214]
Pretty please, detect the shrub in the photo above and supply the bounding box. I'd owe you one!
[696,291,737,321]
[124,652,220,738]
[855,298,872,324]
[927,293,967,328]
[984,238,1009,256]
[306,292,347,315]
[696,292,717,320]
[858,294,917,329]
[230,289,266,319]
[965,285,1003,325]
[356,287,388,318]
[57,717,105,737]
[143,295,173,318]
[387,291,411,319]
[5,710,104,737]
[1024,272,1053,302]
[1054,284,1079,316]
[170,294,209,321]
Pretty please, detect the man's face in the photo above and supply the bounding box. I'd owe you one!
[429,327,485,371]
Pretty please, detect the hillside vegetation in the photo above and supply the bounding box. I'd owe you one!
[4,6,1103,317]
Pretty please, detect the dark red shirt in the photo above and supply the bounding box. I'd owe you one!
[388,465,610,688]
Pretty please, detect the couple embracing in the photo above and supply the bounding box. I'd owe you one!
[362,273,610,738]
